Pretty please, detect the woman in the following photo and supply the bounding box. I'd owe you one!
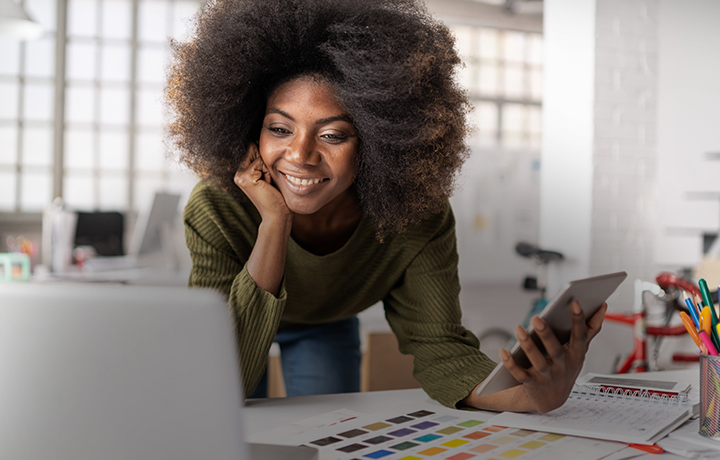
[167,0,605,411]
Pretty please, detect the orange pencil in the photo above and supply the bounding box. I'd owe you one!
[680,311,704,351]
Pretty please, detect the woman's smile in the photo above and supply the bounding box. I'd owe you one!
[281,171,327,187]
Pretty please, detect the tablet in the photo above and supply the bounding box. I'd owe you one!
[475,271,628,398]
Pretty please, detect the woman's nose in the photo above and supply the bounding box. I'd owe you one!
[285,133,320,165]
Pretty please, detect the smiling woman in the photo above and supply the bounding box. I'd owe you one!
[168,0,605,412]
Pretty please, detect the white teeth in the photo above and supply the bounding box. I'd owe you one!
[286,174,321,186]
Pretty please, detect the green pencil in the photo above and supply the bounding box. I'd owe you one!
[700,279,720,350]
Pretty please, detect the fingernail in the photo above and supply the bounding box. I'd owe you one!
[516,327,528,341]
[533,317,546,331]
[572,301,582,314]
[499,348,509,361]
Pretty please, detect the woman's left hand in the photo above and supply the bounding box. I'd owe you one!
[465,301,607,413]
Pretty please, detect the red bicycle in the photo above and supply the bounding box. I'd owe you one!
[605,272,715,373]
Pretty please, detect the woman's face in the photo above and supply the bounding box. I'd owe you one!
[258,76,358,216]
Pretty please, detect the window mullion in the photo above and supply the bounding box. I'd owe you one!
[127,0,139,211]
[53,0,68,201]
[16,6,28,212]
[93,0,103,209]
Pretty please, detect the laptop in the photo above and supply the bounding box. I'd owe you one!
[0,283,317,460]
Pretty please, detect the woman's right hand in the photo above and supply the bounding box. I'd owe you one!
[234,143,291,224]
[235,143,292,296]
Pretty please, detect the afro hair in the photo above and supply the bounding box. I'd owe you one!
[166,0,470,238]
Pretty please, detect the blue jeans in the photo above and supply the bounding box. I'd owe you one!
[248,316,361,398]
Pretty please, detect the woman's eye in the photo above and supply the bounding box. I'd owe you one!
[321,133,348,142]
[268,126,291,135]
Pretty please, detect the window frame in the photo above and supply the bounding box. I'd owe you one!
[0,0,199,221]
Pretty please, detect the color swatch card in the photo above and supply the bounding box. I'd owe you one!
[273,403,626,460]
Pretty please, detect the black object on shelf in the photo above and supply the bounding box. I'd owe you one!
[74,211,125,256]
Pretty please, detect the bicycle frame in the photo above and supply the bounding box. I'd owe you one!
[604,273,700,373]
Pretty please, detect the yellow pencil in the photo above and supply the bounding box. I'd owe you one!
[702,307,713,336]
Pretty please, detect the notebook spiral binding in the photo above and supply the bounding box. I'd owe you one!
[571,385,689,405]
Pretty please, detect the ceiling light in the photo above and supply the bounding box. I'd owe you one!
[0,0,44,40]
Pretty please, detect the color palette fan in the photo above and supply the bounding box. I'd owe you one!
[268,403,627,460]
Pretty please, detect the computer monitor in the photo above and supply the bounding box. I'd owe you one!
[128,191,182,257]
[74,211,125,256]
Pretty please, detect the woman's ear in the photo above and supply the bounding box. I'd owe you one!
[247,142,259,160]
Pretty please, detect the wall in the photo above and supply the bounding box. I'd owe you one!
[589,0,664,374]
[539,0,661,304]
[451,149,540,285]
[656,0,720,270]
[591,0,660,306]
[539,0,596,294]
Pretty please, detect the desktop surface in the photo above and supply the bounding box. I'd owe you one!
[246,369,700,459]
[245,369,699,436]
[245,388,436,437]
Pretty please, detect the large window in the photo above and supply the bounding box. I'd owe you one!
[451,25,543,150]
[0,0,57,212]
[0,0,200,214]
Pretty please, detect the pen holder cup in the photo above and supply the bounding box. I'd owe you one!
[0,252,31,282]
[700,354,720,439]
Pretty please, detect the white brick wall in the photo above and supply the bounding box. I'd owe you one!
[592,0,659,305]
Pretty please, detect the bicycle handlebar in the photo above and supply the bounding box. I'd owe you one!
[655,272,701,296]
[515,242,564,264]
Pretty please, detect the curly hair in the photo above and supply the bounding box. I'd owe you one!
[166,0,470,238]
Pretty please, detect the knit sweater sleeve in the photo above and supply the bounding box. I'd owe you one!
[183,183,286,396]
[383,205,497,408]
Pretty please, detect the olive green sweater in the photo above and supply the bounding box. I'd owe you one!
[183,181,496,408]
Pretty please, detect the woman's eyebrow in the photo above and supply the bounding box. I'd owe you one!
[315,114,353,125]
[265,108,352,126]
[266,107,294,121]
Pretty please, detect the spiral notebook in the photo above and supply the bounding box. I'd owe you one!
[489,384,694,445]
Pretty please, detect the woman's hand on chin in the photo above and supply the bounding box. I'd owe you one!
[234,143,291,226]
[236,143,292,296]
[464,301,607,413]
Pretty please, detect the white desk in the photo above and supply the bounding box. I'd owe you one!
[245,389,438,436]
[32,266,191,285]
[245,369,702,458]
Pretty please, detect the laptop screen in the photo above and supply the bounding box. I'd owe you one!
[0,283,248,460]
